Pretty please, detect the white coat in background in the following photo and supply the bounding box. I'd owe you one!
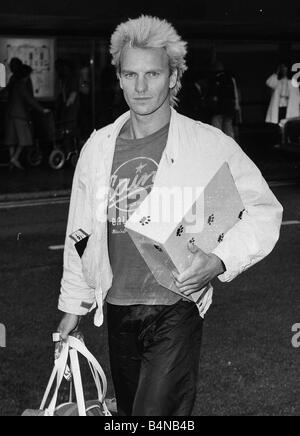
[265,74,300,124]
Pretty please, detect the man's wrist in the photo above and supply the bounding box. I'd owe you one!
[208,253,226,276]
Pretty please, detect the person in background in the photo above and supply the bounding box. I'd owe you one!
[78,59,92,140]
[2,58,49,169]
[207,60,239,139]
[55,59,80,135]
[265,63,300,124]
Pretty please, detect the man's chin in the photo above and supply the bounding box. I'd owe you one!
[131,104,161,117]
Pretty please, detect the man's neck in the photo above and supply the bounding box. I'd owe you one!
[120,105,171,140]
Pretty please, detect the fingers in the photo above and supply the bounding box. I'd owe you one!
[178,282,209,297]
[172,268,199,285]
[172,270,179,281]
[182,289,202,297]
[54,315,82,360]
[173,254,207,284]
[57,323,69,342]
[187,241,199,254]
[178,284,201,295]
[175,280,200,290]
[54,341,63,360]
[55,316,75,359]
[58,330,68,341]
[71,330,84,342]
[173,271,209,296]
[172,268,194,284]
[187,241,207,256]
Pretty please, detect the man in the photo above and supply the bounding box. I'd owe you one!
[57,15,283,416]
[55,59,80,135]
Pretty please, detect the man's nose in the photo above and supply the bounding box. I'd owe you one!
[135,75,147,93]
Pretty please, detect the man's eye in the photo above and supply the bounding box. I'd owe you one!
[124,73,135,79]
[147,72,159,78]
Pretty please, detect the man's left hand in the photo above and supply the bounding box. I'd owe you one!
[172,242,225,297]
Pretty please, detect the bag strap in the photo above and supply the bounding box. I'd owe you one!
[39,335,111,416]
[69,348,86,416]
[86,360,111,415]
[39,366,57,411]
[40,341,70,415]
[67,336,108,401]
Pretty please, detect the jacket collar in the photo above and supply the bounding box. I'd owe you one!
[106,107,180,165]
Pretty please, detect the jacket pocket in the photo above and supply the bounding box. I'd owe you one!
[81,233,98,289]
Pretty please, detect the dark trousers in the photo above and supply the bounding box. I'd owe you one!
[278,107,287,123]
[107,300,203,416]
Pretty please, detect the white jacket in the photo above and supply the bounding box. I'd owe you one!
[265,74,300,124]
[58,108,283,327]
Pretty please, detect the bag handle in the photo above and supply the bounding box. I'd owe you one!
[67,347,111,416]
[40,340,70,415]
[67,336,108,402]
[86,360,111,415]
[67,336,111,416]
[69,347,86,416]
[39,335,110,416]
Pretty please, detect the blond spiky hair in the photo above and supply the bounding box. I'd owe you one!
[110,15,188,106]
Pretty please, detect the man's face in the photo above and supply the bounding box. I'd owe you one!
[118,46,177,116]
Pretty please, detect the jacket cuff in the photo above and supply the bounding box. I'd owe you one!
[211,244,249,283]
[58,296,95,316]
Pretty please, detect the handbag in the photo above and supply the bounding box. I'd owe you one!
[22,334,112,416]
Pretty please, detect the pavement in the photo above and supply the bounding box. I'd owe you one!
[1,183,299,415]
[0,163,73,202]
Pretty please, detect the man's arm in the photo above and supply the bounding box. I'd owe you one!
[174,133,282,295]
[57,134,97,334]
[57,313,80,340]
[212,137,283,282]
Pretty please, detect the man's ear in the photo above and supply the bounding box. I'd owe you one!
[169,69,178,90]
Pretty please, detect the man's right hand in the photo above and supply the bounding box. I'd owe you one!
[57,313,80,341]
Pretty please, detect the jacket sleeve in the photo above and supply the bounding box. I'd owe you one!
[266,74,279,90]
[212,137,283,282]
[58,138,96,315]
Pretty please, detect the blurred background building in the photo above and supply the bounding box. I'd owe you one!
[1,0,300,173]
[1,1,300,125]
